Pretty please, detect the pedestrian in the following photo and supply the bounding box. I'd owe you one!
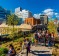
[48,34,52,47]
[8,44,16,56]
[28,39,31,53]
[41,31,45,44]
[51,32,54,46]
[25,39,29,56]
[45,31,49,39]
[37,31,40,43]
[38,32,41,43]
[34,32,38,46]
[42,34,46,46]
[32,37,34,46]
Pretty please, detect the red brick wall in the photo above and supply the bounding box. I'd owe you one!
[24,17,40,26]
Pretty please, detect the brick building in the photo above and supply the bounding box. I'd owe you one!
[24,17,40,26]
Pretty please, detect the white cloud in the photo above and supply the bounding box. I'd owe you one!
[33,8,59,19]
[43,9,54,18]
[55,13,59,18]
[43,9,53,13]
[33,13,41,19]
[56,15,59,18]
[55,13,58,15]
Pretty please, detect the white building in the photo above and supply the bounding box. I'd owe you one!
[22,10,32,20]
[15,7,32,20]
[15,7,22,13]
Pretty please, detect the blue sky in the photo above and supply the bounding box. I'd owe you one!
[0,0,59,18]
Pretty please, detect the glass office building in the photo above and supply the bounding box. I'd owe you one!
[0,6,11,24]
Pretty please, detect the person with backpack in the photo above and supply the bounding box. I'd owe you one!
[8,44,16,56]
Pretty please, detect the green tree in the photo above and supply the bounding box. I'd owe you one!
[48,20,57,33]
[7,14,19,39]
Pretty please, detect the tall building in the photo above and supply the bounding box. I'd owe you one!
[0,6,10,19]
[15,7,22,13]
[15,11,22,18]
[40,15,48,25]
[22,10,32,20]
[15,7,33,21]
[0,6,11,24]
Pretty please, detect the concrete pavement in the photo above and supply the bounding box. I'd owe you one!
[16,45,53,56]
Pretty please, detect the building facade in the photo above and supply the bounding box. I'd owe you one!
[22,10,32,20]
[40,15,48,25]
[15,7,22,13]
[24,17,40,26]
[15,7,33,21]
[0,6,11,24]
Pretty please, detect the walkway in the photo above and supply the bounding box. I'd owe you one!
[17,45,53,56]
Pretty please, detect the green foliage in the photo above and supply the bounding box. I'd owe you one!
[7,34,16,40]
[0,48,8,56]
[47,21,57,33]
[27,34,31,37]
[7,14,19,26]
[1,54,6,56]
[7,14,19,33]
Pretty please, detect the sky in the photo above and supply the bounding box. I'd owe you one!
[0,0,59,19]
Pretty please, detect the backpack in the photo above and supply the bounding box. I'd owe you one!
[12,49,16,56]
[8,49,16,56]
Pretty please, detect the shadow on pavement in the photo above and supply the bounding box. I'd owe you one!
[30,50,52,56]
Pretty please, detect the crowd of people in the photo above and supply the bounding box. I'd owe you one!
[33,30,55,47]
[7,30,56,56]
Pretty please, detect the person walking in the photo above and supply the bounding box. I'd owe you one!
[51,32,54,46]
[34,32,38,46]
[32,37,34,46]
[48,34,52,47]
[28,39,31,53]
[44,35,46,46]
[25,39,30,56]
[45,31,49,46]
[38,32,42,44]
[41,31,46,46]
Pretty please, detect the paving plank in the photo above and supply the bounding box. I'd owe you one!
[17,45,53,56]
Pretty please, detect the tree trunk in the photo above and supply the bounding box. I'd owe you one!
[13,25,14,33]
[13,25,14,41]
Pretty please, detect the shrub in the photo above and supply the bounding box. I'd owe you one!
[1,54,6,56]
[0,48,8,56]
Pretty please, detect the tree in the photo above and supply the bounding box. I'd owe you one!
[7,14,19,32]
[47,20,57,37]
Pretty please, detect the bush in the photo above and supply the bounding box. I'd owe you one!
[0,48,8,56]
[1,54,6,56]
